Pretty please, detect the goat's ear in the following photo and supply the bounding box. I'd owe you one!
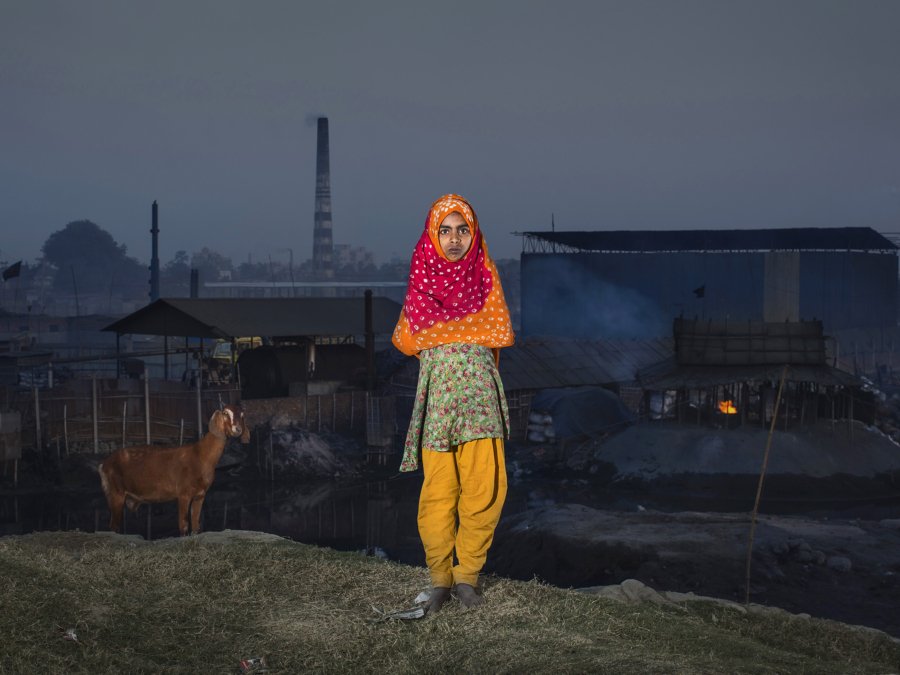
[209,410,223,433]
[240,413,251,444]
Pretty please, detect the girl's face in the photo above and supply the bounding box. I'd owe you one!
[438,212,473,262]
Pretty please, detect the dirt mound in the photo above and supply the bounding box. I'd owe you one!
[589,420,900,480]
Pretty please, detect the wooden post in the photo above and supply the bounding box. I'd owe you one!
[849,389,854,446]
[269,430,274,483]
[33,386,41,452]
[365,289,376,392]
[179,419,184,446]
[696,389,701,425]
[121,401,127,448]
[799,384,806,426]
[92,376,99,454]
[741,382,748,427]
[812,384,819,425]
[63,403,69,456]
[196,372,203,441]
[783,383,789,432]
[831,390,835,434]
[144,367,151,444]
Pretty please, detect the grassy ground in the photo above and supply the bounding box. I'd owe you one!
[1,531,898,674]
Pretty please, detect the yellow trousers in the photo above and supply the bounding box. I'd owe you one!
[418,438,507,588]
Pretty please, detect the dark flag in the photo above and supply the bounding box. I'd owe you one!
[2,260,22,281]
[692,284,705,298]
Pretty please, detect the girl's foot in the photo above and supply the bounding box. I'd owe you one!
[424,587,451,615]
[455,583,483,608]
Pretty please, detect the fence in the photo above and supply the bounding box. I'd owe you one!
[242,390,373,439]
[0,378,395,460]
[3,378,242,456]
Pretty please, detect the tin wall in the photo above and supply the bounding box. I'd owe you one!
[521,251,897,338]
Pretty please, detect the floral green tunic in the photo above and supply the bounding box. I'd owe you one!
[400,342,509,472]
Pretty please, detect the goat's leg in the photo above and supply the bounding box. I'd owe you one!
[190,494,206,535]
[177,496,191,536]
[107,492,125,532]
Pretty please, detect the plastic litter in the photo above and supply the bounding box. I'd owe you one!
[60,627,78,642]
[368,605,426,623]
[239,656,268,673]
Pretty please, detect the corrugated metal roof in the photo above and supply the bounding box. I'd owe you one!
[498,337,673,390]
[103,297,403,339]
[523,227,897,253]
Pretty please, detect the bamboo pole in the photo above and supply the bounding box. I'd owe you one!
[269,430,274,483]
[849,390,854,446]
[196,367,203,442]
[144,367,151,444]
[92,376,99,454]
[745,364,788,605]
[33,386,41,452]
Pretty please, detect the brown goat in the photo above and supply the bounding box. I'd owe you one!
[99,404,250,536]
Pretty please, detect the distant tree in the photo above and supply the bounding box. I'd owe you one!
[162,250,190,281]
[375,260,407,281]
[190,248,233,284]
[41,220,146,296]
[160,250,191,296]
[235,259,271,282]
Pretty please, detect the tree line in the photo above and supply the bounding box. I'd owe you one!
[4,220,409,302]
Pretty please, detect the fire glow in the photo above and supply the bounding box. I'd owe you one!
[718,400,737,414]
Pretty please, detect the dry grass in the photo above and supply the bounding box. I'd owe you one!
[1,530,898,674]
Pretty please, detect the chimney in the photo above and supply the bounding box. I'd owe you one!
[313,117,334,280]
[149,200,160,301]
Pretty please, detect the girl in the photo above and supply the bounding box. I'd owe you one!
[393,194,514,613]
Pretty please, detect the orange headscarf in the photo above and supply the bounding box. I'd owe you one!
[392,194,514,356]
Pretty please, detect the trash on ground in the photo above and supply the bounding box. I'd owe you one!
[368,605,426,623]
[239,656,268,672]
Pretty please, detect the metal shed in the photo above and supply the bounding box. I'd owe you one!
[520,227,898,338]
[102,296,403,389]
[103,297,402,340]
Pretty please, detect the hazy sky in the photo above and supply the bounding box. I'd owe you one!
[2,0,899,268]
